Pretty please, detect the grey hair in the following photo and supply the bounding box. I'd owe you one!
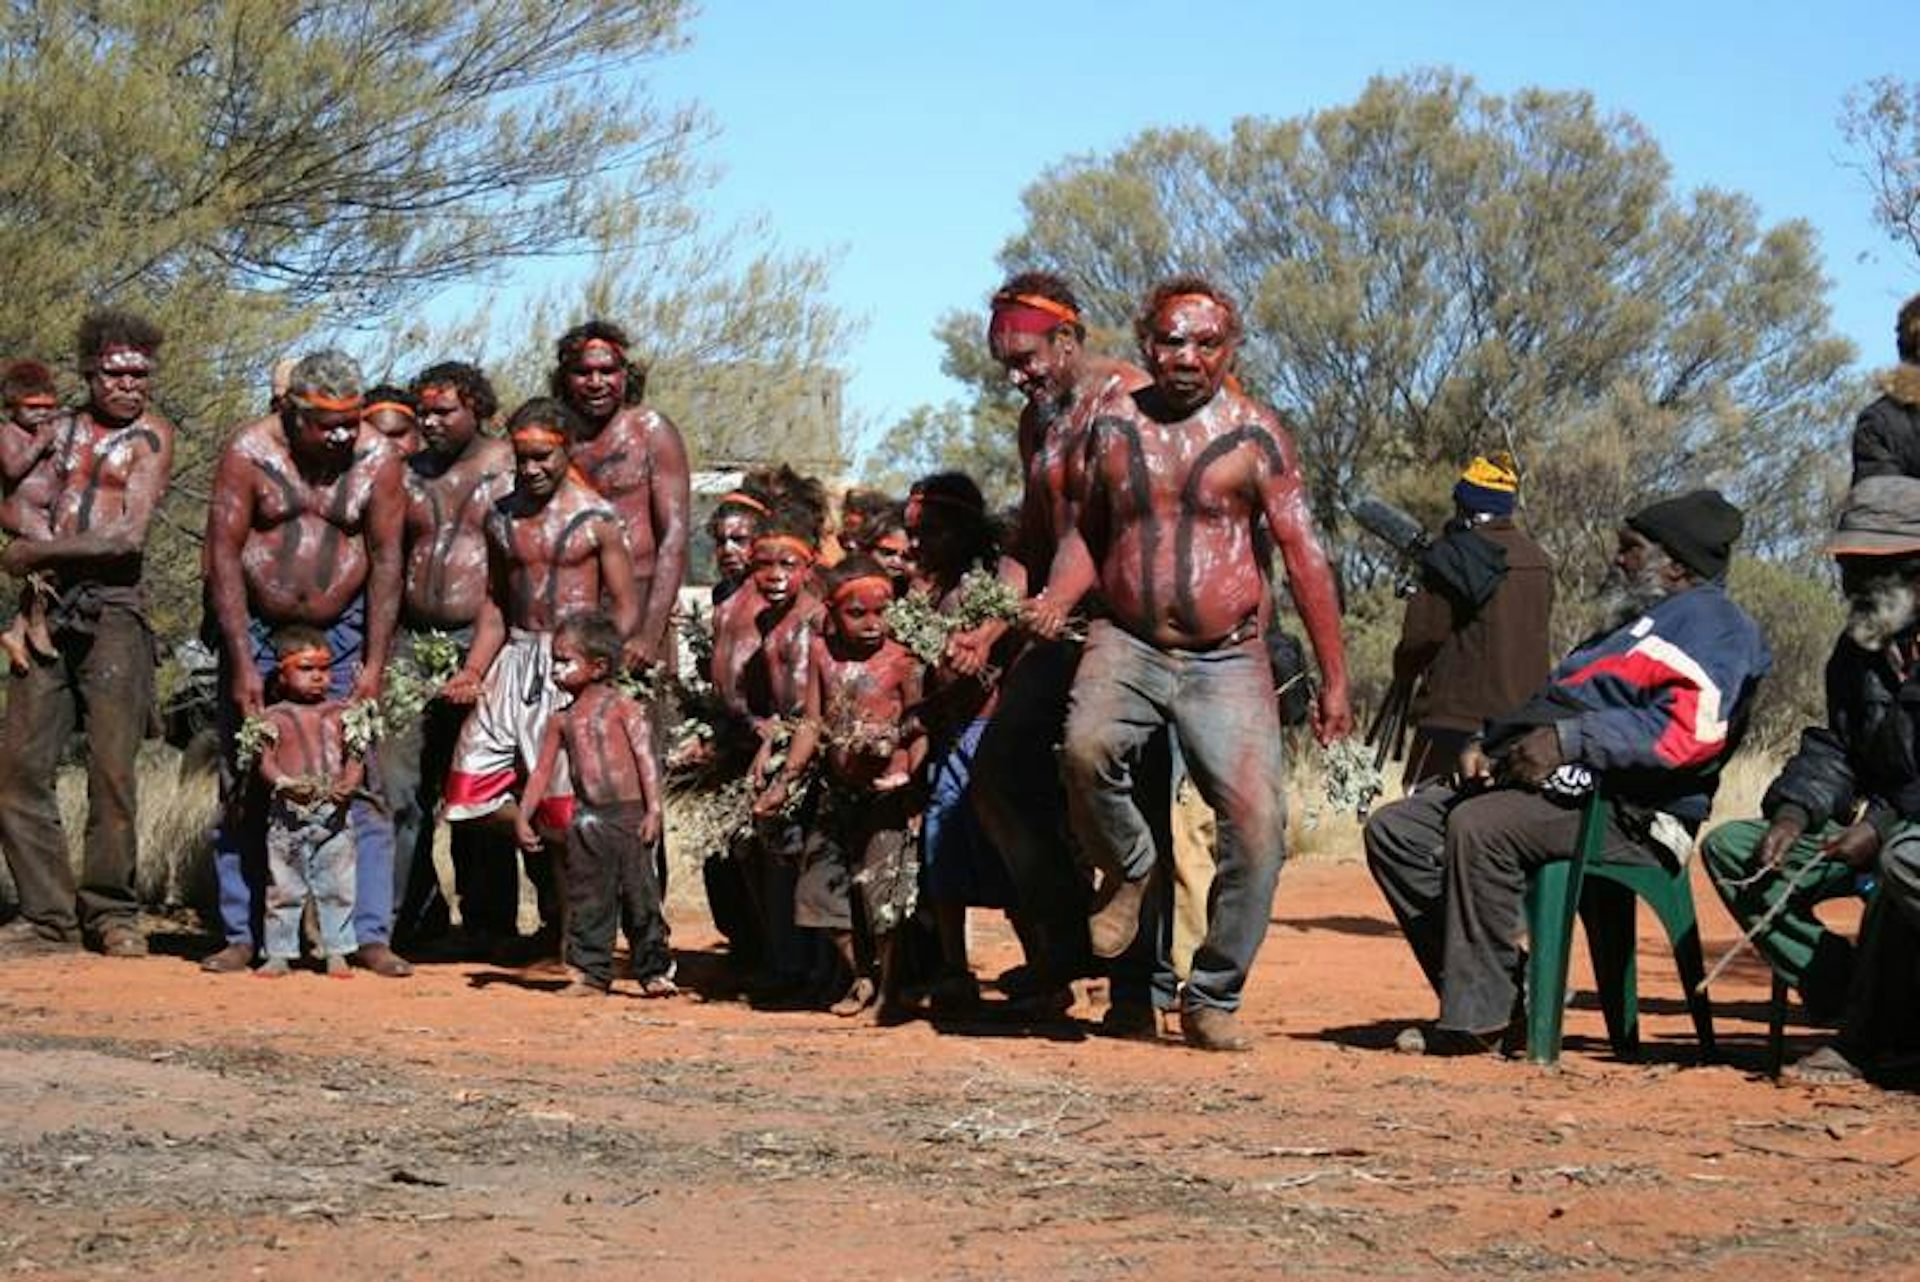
[286,350,364,403]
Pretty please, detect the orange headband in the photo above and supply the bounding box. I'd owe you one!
[754,534,816,563]
[718,491,771,517]
[289,390,364,414]
[11,394,57,408]
[1010,294,1079,326]
[278,646,331,668]
[364,400,416,420]
[511,425,568,449]
[831,574,894,605]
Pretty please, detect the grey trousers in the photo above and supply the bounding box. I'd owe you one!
[1060,621,1288,1014]
[1363,783,1660,1033]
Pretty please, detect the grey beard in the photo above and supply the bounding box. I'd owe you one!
[1595,565,1669,631]
[1845,578,1919,651]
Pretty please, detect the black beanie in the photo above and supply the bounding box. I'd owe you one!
[1626,489,1744,581]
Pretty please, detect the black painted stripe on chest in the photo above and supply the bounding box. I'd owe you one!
[1173,425,1286,624]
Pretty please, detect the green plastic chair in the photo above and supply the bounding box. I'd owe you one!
[1523,789,1716,1064]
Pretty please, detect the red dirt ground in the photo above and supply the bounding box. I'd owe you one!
[1,859,1916,1280]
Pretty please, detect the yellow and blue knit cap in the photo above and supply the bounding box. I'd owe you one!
[1454,452,1518,516]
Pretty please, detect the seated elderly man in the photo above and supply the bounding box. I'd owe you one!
[1365,490,1771,1054]
[1703,477,1920,1082]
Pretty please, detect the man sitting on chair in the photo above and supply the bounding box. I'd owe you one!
[1702,477,1920,1083]
[1365,490,1771,1055]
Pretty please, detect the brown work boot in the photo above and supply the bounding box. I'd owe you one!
[348,943,414,978]
[0,918,75,957]
[1180,1006,1254,1053]
[200,941,256,974]
[1088,872,1149,959]
[95,924,148,958]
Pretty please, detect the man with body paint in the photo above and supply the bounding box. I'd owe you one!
[1028,276,1352,1052]
[441,398,640,956]
[383,362,518,954]
[970,272,1156,1019]
[549,320,691,668]
[0,311,175,958]
[200,349,408,976]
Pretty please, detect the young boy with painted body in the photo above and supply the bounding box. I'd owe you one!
[0,361,67,673]
[517,611,671,997]
[254,627,365,979]
[755,557,925,1017]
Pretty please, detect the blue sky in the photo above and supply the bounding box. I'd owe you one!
[584,3,1908,456]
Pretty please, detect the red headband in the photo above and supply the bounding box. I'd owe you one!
[278,646,331,668]
[830,574,894,605]
[11,394,57,408]
[718,491,771,517]
[511,425,568,449]
[989,292,1080,337]
[754,534,817,564]
[96,346,155,375]
[289,390,364,414]
[570,336,626,366]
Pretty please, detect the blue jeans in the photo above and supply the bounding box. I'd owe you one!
[212,598,396,948]
[1062,621,1289,1013]
[264,799,357,961]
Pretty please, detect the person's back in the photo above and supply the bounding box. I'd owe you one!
[1850,293,1920,483]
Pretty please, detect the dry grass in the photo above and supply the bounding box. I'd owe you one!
[52,745,219,910]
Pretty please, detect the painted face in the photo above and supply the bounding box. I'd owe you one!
[751,540,811,607]
[713,512,758,582]
[87,359,152,425]
[514,438,568,500]
[561,346,627,421]
[417,384,476,455]
[8,400,58,431]
[549,633,603,694]
[1143,296,1236,414]
[830,580,893,650]
[871,531,912,583]
[276,647,332,703]
[364,406,418,447]
[990,328,1075,416]
[287,403,362,466]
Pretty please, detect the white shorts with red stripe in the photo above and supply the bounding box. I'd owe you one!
[444,628,575,831]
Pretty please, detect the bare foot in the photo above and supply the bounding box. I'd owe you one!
[829,977,877,1018]
[325,955,353,980]
[254,958,292,979]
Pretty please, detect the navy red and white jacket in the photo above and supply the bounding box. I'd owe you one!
[1539,582,1770,824]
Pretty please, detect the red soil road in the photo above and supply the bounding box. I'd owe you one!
[0,860,1915,1280]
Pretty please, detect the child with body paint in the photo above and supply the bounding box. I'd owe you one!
[253,626,365,979]
[754,555,926,1019]
[0,360,68,673]
[517,610,672,997]
[725,493,829,998]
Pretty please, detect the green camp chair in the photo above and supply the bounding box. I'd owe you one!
[1523,789,1716,1064]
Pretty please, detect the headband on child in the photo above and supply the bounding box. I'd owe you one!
[830,574,894,605]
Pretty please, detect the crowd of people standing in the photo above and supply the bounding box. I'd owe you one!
[0,280,1916,1075]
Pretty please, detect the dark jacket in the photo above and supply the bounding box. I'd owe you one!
[1488,582,1771,825]
[1393,517,1553,734]
[1764,635,1920,840]
[1851,364,1920,483]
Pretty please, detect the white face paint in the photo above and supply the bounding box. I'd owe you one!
[551,656,582,685]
